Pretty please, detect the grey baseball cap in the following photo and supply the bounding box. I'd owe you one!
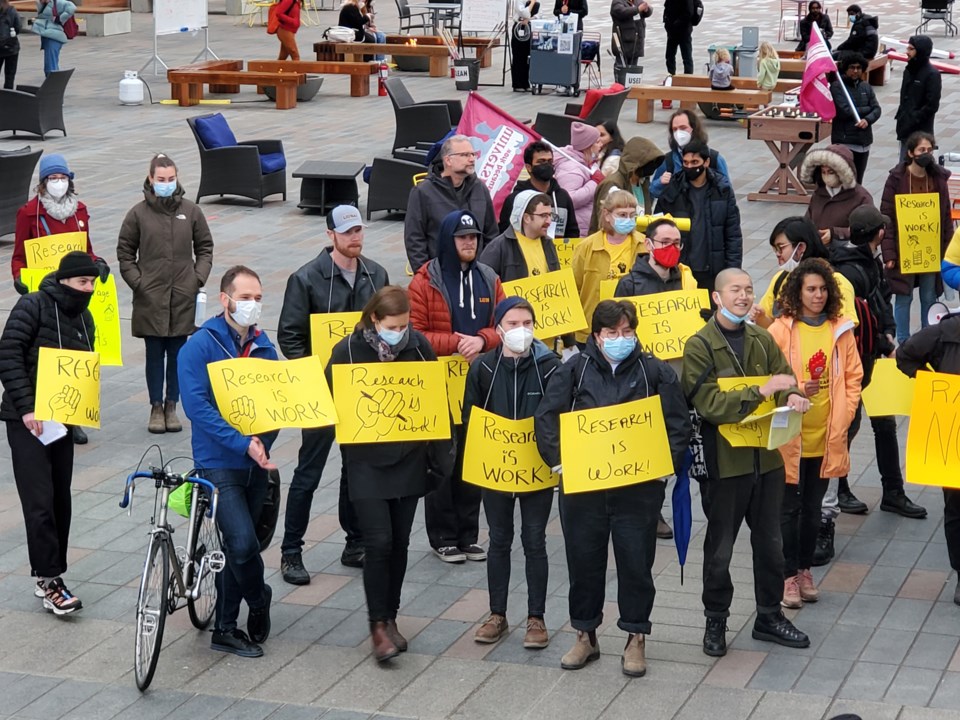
[327,205,365,233]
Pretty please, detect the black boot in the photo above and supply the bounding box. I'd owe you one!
[812,517,835,567]
[703,617,727,657]
[71,426,88,445]
[880,490,928,519]
[752,611,810,648]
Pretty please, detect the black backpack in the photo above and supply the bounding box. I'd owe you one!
[0,8,18,53]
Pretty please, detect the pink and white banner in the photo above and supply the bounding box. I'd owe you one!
[457,92,540,217]
[799,23,838,120]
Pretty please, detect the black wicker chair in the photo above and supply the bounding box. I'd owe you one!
[0,69,74,140]
[186,114,286,207]
[0,146,42,237]
[365,157,425,220]
[384,77,463,160]
[533,89,630,146]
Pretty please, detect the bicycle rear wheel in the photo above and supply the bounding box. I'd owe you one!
[188,496,221,630]
[135,535,169,691]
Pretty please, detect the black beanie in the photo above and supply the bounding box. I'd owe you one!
[56,251,99,280]
[494,296,536,327]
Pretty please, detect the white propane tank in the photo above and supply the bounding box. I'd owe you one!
[119,71,144,105]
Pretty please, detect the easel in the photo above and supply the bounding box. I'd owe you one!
[462,0,509,88]
[141,0,219,76]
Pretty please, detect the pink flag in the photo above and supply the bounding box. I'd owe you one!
[799,22,838,120]
[457,92,540,217]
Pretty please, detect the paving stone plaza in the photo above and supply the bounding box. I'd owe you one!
[1,1,959,718]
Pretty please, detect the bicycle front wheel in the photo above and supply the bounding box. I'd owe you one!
[135,535,169,691]
[188,497,221,630]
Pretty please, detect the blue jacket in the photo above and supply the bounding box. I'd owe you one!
[32,0,75,44]
[649,147,730,199]
[178,314,279,470]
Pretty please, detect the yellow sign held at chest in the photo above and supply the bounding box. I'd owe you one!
[24,232,87,270]
[310,312,362,369]
[560,396,674,493]
[896,193,941,275]
[208,356,338,435]
[443,355,471,425]
[553,238,583,270]
[34,348,101,428]
[905,370,960,489]
[861,358,915,416]
[502,268,588,340]
[332,361,450,444]
[716,376,776,447]
[463,408,559,492]
[618,289,710,360]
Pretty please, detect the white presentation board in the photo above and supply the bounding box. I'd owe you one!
[154,0,208,35]
[461,0,508,33]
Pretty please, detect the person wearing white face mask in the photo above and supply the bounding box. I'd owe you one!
[118,154,214,434]
[178,265,278,660]
[649,110,730,200]
[463,297,560,649]
[799,144,872,248]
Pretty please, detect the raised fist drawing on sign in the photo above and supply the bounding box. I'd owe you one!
[49,385,81,420]
[230,396,257,435]
[355,388,408,440]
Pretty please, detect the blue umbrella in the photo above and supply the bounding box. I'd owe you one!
[672,448,694,585]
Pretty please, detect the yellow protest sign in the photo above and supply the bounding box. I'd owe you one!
[443,355,470,425]
[896,193,941,275]
[560,396,674,493]
[208,356,338,435]
[34,348,101,428]
[463,408,559,492]
[861,358,915,416]
[553,238,583,269]
[24,232,87,270]
[618,289,710,360]
[716,376,776,447]
[19,268,51,293]
[502,268,588,340]
[310,312,362,369]
[906,371,960,489]
[332,361,451,444]
[599,278,619,301]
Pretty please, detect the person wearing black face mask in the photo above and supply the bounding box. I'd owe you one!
[879,131,952,345]
[0,251,97,617]
[498,141,580,238]
[895,35,941,163]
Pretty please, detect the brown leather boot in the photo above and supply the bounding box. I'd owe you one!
[148,403,165,434]
[622,633,647,677]
[164,401,182,432]
[560,630,599,670]
[386,619,407,652]
[370,621,399,662]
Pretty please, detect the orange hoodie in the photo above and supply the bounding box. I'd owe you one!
[767,316,863,484]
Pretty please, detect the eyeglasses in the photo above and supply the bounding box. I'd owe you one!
[650,238,682,249]
[447,151,480,159]
[527,212,559,221]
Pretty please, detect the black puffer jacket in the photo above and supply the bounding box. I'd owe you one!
[463,341,561,425]
[836,14,879,58]
[277,249,389,359]
[614,254,682,296]
[897,315,960,377]
[895,35,942,140]
[830,74,881,147]
[0,275,96,422]
[534,337,691,473]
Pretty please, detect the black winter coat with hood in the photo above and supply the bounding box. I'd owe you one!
[836,14,879,58]
[830,74,881,147]
[895,35,942,141]
[0,275,96,422]
[897,314,960,378]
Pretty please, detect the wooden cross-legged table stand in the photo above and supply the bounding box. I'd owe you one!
[746,108,832,204]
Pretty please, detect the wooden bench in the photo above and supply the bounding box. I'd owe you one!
[11,1,131,36]
[671,74,801,94]
[329,42,452,78]
[167,66,305,109]
[247,60,379,97]
[627,85,772,123]
[170,60,245,93]
[382,35,500,68]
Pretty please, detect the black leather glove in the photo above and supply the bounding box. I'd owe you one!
[94,257,110,284]
[14,276,29,296]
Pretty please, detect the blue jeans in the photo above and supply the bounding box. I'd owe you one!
[41,37,63,76]
[204,467,269,633]
[893,273,938,343]
[373,30,386,61]
[482,487,553,617]
[145,336,188,404]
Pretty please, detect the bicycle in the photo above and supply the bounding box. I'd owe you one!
[120,466,225,691]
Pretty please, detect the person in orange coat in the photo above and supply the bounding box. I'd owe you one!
[273,0,301,61]
[408,209,505,564]
[768,258,862,611]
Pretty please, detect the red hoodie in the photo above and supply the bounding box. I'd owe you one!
[275,0,301,32]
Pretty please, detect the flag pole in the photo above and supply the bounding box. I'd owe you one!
[813,23,861,123]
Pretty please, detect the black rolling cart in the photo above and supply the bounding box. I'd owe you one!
[529,29,582,96]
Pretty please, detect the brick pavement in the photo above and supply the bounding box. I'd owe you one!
[0,1,958,718]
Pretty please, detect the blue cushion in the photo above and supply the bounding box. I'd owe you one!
[194,113,237,150]
[260,153,286,175]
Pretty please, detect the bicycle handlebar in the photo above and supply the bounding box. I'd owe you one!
[120,470,219,522]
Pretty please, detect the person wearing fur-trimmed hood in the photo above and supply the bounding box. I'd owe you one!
[800,144,873,246]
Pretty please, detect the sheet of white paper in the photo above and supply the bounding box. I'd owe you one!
[37,421,68,446]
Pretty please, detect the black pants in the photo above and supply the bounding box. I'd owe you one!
[425,426,481,550]
[782,457,829,577]
[144,335,187,405]
[510,28,532,89]
[7,420,74,578]
[700,465,786,618]
[280,426,360,555]
[483,487,553,617]
[665,30,694,75]
[559,481,664,635]
[850,150,869,186]
[945,488,960,573]
[0,53,18,90]
[354,495,419,623]
[839,401,903,496]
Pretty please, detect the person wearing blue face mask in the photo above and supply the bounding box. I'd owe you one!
[118,153,214,434]
[535,300,691,677]
[833,4,879,61]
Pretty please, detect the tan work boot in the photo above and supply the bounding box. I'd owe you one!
[148,403,165,434]
[164,401,182,432]
[560,630,599,670]
[474,614,508,644]
[523,616,549,649]
[621,633,647,677]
